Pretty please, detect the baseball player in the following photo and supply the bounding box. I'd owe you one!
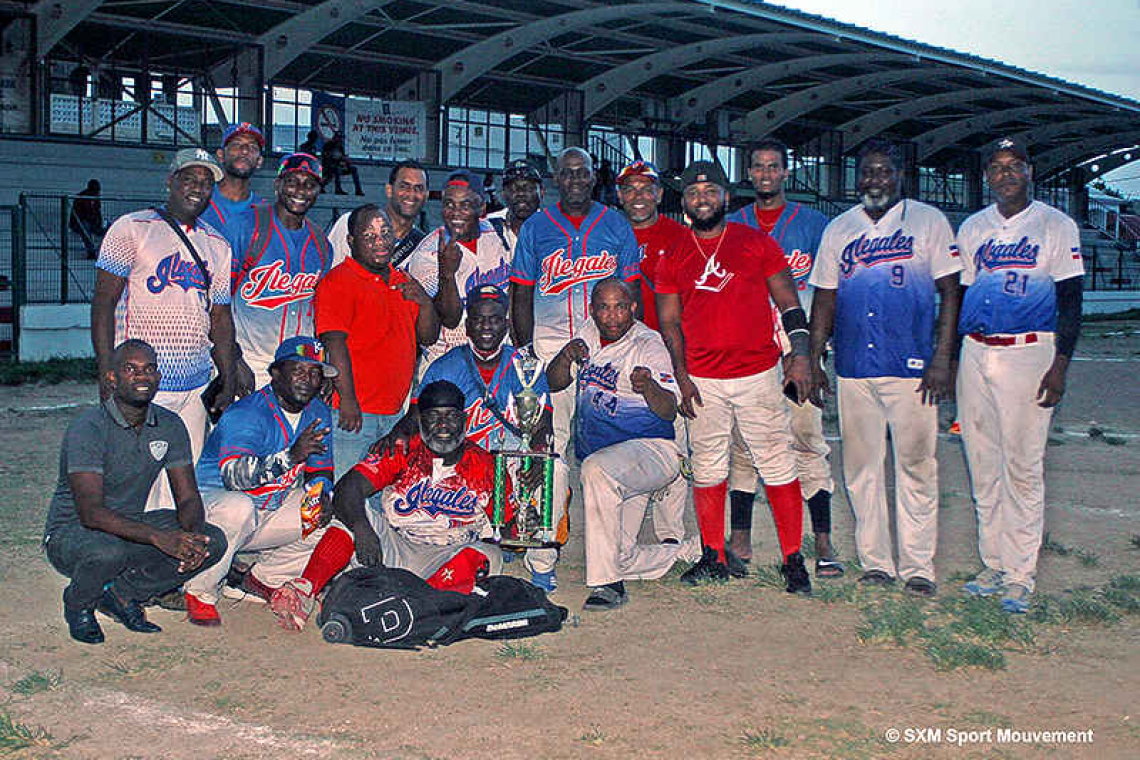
[509,146,642,592]
[546,278,700,610]
[229,153,333,390]
[485,158,544,255]
[956,137,1084,613]
[200,122,264,249]
[90,148,239,511]
[725,138,838,576]
[655,160,813,594]
[328,160,429,267]
[808,139,962,597]
[269,380,510,630]
[404,169,513,370]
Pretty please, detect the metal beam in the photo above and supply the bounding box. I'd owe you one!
[33,0,103,58]
[669,52,907,129]
[837,86,1039,147]
[732,66,946,137]
[914,104,1098,161]
[1079,151,1140,182]
[980,116,1138,160]
[1036,131,1140,178]
[393,2,696,103]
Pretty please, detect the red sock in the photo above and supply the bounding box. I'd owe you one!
[763,480,804,558]
[300,525,355,594]
[693,482,728,562]
[427,547,489,594]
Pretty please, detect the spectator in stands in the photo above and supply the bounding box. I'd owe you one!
[298,130,320,158]
[328,160,429,268]
[70,179,105,259]
[321,131,364,196]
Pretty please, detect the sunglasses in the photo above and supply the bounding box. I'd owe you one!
[278,153,321,178]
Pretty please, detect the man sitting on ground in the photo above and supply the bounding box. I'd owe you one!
[43,339,226,644]
[270,380,511,631]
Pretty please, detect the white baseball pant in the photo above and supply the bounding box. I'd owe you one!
[333,510,504,579]
[727,395,832,498]
[648,417,689,542]
[688,367,797,488]
[958,333,1056,593]
[837,376,938,582]
[581,437,700,586]
[185,486,326,603]
[145,387,208,512]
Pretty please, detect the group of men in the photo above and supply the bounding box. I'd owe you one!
[45,120,1081,643]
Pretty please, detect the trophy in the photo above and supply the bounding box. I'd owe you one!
[490,348,558,549]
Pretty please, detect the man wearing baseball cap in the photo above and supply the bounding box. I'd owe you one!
[229,153,333,390]
[91,147,239,512]
[185,335,336,626]
[486,158,544,255]
[655,160,813,593]
[200,122,264,250]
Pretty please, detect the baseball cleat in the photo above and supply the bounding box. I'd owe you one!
[680,546,729,585]
[185,592,221,627]
[781,551,812,595]
[582,585,628,611]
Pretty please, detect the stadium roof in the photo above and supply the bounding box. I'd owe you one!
[12,0,1140,180]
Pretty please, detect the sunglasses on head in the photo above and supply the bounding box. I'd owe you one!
[278,154,321,177]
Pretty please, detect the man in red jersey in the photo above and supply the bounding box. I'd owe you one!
[655,160,812,594]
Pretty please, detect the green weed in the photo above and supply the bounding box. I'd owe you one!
[1041,532,1071,556]
[0,710,56,752]
[10,669,62,696]
[579,725,606,746]
[856,597,925,645]
[923,630,1006,671]
[495,642,545,661]
[740,727,789,750]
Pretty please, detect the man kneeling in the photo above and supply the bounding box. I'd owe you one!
[271,380,510,630]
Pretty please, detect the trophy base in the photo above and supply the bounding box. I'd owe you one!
[498,537,560,550]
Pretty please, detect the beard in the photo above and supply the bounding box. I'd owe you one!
[422,429,464,456]
[689,203,727,232]
[755,190,779,202]
[860,192,897,214]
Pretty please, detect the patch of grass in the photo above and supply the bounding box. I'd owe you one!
[1075,548,1100,567]
[923,629,1006,671]
[688,586,728,607]
[856,597,925,645]
[495,642,545,661]
[579,725,606,746]
[1041,532,1071,556]
[739,727,789,750]
[1032,589,1121,625]
[0,357,98,386]
[752,564,785,590]
[812,581,860,604]
[960,710,1013,728]
[0,710,56,752]
[947,569,976,583]
[944,597,1035,648]
[10,669,62,696]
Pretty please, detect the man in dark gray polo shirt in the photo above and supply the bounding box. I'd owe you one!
[43,339,227,644]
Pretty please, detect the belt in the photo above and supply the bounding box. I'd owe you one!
[968,332,1039,347]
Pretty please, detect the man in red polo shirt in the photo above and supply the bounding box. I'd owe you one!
[655,161,812,593]
[314,204,440,478]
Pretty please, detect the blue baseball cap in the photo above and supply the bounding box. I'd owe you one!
[271,336,338,377]
[465,284,509,315]
[222,122,265,148]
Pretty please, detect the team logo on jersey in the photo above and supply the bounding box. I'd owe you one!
[463,259,511,294]
[147,252,209,294]
[839,229,914,276]
[464,398,501,447]
[579,361,619,392]
[785,249,814,282]
[393,479,479,518]
[694,253,734,292]
[239,260,321,310]
[148,440,168,461]
[537,249,617,295]
[973,236,1041,271]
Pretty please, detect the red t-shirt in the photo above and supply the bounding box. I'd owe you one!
[633,215,689,331]
[654,221,786,379]
[314,257,421,414]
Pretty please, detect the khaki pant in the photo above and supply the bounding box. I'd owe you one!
[727,392,832,498]
[145,387,208,511]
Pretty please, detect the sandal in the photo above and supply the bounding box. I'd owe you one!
[815,557,845,578]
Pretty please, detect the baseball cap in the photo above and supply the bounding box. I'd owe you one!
[503,158,542,186]
[679,160,729,189]
[270,336,338,378]
[465,284,509,315]
[222,122,265,148]
[444,169,486,199]
[168,148,224,182]
[278,152,322,181]
[418,380,465,411]
[616,160,660,185]
[987,137,1030,165]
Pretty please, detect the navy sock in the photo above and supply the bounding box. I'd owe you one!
[807,490,832,535]
[729,490,755,531]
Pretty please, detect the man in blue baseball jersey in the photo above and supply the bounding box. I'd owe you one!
[809,139,962,596]
[725,138,839,576]
[956,138,1084,613]
[184,336,335,626]
[200,122,264,250]
[509,147,642,590]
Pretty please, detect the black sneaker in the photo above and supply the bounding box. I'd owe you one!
[781,551,812,595]
[680,547,729,585]
[724,548,749,579]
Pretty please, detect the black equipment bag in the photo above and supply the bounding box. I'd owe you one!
[316,566,568,649]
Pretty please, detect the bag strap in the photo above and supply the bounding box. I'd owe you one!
[486,216,512,253]
[152,207,212,299]
[461,346,523,439]
[433,584,494,646]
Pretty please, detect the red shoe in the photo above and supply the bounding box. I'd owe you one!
[270,579,316,632]
[239,571,277,604]
[185,592,221,627]
[949,420,961,435]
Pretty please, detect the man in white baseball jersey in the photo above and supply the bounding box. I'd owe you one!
[546,279,699,610]
[725,138,838,575]
[809,139,962,596]
[656,160,813,593]
[956,137,1084,613]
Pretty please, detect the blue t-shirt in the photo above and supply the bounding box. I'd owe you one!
[200,187,259,253]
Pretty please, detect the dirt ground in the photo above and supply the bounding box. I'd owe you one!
[0,322,1137,759]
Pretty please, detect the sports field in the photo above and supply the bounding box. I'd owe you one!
[0,319,1137,759]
